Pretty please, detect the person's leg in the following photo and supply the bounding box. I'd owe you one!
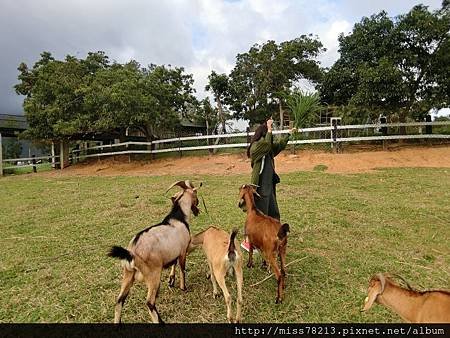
[268,184,280,220]
[255,189,269,215]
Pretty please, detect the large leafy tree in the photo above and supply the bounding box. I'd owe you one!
[227,37,324,126]
[319,4,450,124]
[16,52,196,141]
[86,62,196,141]
[15,51,110,140]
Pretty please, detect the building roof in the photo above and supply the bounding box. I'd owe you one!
[179,118,206,128]
[0,114,28,136]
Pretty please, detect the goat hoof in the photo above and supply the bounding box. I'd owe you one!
[168,277,175,288]
[180,287,187,292]
[247,262,254,269]
[275,298,282,304]
[206,273,211,280]
[213,292,219,299]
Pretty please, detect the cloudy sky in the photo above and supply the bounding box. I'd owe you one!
[0,0,444,115]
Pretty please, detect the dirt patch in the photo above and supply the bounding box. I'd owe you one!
[44,145,450,177]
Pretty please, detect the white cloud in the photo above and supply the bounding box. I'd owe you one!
[0,0,445,114]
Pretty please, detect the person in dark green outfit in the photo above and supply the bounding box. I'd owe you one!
[241,117,293,252]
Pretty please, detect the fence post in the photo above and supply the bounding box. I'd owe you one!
[379,116,387,149]
[60,140,69,169]
[0,133,3,176]
[425,114,432,134]
[330,117,341,153]
[51,141,56,168]
[32,154,37,173]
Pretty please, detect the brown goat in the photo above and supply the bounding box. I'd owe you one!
[238,184,289,304]
[108,180,200,323]
[362,273,450,323]
[189,226,244,323]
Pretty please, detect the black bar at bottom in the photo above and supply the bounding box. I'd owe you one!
[0,323,448,338]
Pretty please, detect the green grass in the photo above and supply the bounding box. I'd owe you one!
[2,163,52,176]
[0,168,449,323]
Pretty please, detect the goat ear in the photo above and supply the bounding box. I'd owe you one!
[362,279,383,312]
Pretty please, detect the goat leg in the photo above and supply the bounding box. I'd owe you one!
[247,246,254,268]
[278,242,287,290]
[178,252,187,291]
[114,268,135,323]
[215,270,233,323]
[235,261,244,323]
[267,255,283,304]
[208,261,219,298]
[168,264,176,288]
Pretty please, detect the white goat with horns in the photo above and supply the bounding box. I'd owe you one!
[108,180,201,324]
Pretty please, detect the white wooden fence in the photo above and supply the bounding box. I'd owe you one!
[70,121,450,160]
[1,121,449,175]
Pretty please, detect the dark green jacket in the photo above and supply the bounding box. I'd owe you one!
[250,132,290,185]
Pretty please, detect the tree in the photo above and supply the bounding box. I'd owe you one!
[16,52,197,142]
[228,37,324,126]
[2,138,22,159]
[319,5,450,126]
[190,97,218,136]
[205,71,230,134]
[15,51,110,140]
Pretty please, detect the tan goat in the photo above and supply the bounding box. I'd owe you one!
[362,273,450,323]
[238,184,289,304]
[190,227,244,323]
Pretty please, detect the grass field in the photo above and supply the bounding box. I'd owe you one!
[0,168,449,323]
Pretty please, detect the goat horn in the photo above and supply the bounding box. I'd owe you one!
[392,273,414,291]
[249,184,260,188]
[166,180,190,193]
[193,182,203,191]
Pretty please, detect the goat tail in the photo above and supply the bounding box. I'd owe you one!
[227,228,239,262]
[108,246,133,262]
[277,223,290,240]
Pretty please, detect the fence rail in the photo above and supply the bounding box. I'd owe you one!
[70,121,450,160]
[2,121,450,175]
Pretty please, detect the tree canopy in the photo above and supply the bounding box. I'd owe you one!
[319,4,450,122]
[226,36,324,125]
[15,52,196,141]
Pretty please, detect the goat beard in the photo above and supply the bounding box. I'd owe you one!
[191,204,200,216]
[238,199,247,212]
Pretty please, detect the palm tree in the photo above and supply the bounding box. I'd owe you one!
[284,90,321,129]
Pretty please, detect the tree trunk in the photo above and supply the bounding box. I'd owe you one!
[217,99,226,133]
[279,99,284,129]
[399,111,407,135]
[213,98,226,154]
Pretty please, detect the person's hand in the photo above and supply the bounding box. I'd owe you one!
[267,118,273,132]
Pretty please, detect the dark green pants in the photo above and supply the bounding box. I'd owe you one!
[256,184,280,220]
[255,155,280,220]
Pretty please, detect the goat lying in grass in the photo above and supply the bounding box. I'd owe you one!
[362,273,450,323]
[108,180,200,324]
[238,184,289,304]
[189,226,243,323]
